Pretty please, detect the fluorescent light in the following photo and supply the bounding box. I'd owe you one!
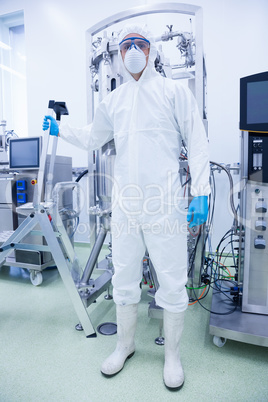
[0,64,25,79]
[0,41,11,50]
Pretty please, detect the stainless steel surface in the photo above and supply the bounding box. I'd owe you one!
[0,155,72,227]
[96,141,116,212]
[0,207,15,231]
[239,131,268,315]
[238,131,248,284]
[242,181,268,315]
[82,270,112,307]
[209,287,268,347]
[88,3,201,36]
[52,180,80,225]
[0,128,113,335]
[37,209,97,337]
[33,134,49,206]
[0,213,38,269]
[0,177,13,203]
[87,2,205,118]
[0,120,18,165]
[88,7,204,122]
[210,129,268,347]
[0,200,98,337]
[45,135,58,202]
[0,155,72,273]
[80,225,108,286]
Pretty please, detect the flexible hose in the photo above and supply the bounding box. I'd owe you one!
[75,169,88,182]
[210,161,238,230]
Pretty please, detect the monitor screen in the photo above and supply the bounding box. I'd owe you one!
[247,81,268,125]
[240,71,268,132]
[9,137,41,170]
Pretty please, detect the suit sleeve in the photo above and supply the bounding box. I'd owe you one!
[59,100,114,151]
[174,83,210,197]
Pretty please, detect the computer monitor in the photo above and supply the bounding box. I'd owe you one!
[240,71,268,132]
[9,137,41,170]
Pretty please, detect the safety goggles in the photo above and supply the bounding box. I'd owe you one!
[119,37,150,53]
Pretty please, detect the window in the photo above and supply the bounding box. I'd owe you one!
[0,11,27,137]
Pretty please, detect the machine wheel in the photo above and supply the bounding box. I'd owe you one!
[30,270,43,286]
[213,335,227,347]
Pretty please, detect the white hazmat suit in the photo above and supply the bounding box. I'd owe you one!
[59,25,210,312]
[59,24,210,389]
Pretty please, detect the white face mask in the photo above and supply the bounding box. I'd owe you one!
[124,46,147,74]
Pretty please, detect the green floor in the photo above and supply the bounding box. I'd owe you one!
[0,244,268,402]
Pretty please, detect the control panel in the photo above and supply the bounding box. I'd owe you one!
[15,176,37,206]
[252,190,267,250]
[248,133,268,183]
[16,179,27,204]
[242,182,268,314]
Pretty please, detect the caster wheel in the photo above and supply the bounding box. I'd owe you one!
[155,336,165,346]
[30,271,43,286]
[213,335,226,348]
[75,323,84,331]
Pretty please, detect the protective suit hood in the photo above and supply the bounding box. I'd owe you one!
[118,23,158,82]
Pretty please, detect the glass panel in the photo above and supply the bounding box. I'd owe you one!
[0,11,27,138]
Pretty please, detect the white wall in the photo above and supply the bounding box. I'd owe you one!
[1,0,268,247]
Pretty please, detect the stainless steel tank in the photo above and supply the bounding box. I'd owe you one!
[96,140,116,212]
[90,35,122,220]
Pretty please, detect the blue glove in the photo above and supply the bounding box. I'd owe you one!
[42,115,59,136]
[187,196,208,228]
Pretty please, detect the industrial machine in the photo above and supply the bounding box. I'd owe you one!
[0,100,115,337]
[0,129,73,285]
[0,120,17,165]
[209,71,268,347]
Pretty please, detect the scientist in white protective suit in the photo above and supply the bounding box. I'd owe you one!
[43,24,210,391]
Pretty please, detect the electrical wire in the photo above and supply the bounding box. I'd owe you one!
[188,222,240,312]
[75,169,88,183]
[191,284,238,315]
[144,150,240,314]
[188,286,208,305]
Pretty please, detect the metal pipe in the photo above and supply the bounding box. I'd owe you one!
[155,30,186,42]
[52,181,81,225]
[45,135,58,202]
[80,225,108,286]
[87,3,200,36]
[210,161,239,230]
[238,131,247,284]
[148,257,160,291]
[33,132,49,207]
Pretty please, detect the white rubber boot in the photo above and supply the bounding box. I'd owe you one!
[163,309,185,390]
[101,303,138,376]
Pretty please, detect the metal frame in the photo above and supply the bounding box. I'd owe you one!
[209,131,268,347]
[0,203,104,337]
[0,129,113,337]
[0,137,73,283]
[209,286,268,347]
[86,2,204,121]
[85,1,206,264]
[240,132,268,315]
